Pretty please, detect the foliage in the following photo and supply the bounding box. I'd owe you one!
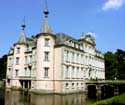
[0,55,7,80]
[104,49,125,80]
[92,93,125,105]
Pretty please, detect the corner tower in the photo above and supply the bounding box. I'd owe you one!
[35,0,55,92]
[6,18,27,88]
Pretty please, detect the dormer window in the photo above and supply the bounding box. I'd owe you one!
[76,44,78,48]
[45,38,50,47]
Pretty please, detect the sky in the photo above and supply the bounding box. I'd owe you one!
[0,0,125,57]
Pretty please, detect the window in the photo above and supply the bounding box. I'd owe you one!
[25,68,27,76]
[9,58,12,65]
[25,68,31,77]
[7,79,10,85]
[72,83,74,89]
[25,56,27,64]
[81,68,83,78]
[89,46,91,50]
[27,46,31,51]
[86,56,88,64]
[8,68,11,76]
[77,83,79,88]
[16,57,19,65]
[89,69,92,78]
[15,69,19,77]
[29,55,32,63]
[66,50,69,62]
[45,38,50,46]
[77,53,79,63]
[44,67,49,77]
[72,52,74,62]
[76,44,78,48]
[17,47,20,54]
[65,83,69,89]
[8,68,11,71]
[44,52,49,61]
[84,70,86,78]
[65,66,69,78]
[64,50,67,62]
[77,67,79,78]
[72,67,74,78]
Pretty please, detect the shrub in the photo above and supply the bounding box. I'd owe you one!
[92,93,125,105]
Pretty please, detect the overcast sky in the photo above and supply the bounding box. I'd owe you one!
[0,0,125,57]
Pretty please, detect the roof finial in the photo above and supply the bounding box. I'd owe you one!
[44,0,49,18]
[21,17,26,31]
[45,0,48,10]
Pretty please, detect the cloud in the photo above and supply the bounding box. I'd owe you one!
[102,0,125,11]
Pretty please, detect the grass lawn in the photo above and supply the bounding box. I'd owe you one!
[92,93,125,105]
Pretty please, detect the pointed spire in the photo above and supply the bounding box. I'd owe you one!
[40,0,52,33]
[18,17,27,44]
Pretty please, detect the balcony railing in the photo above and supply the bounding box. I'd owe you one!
[19,76,35,80]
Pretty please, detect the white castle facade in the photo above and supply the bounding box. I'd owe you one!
[6,4,105,94]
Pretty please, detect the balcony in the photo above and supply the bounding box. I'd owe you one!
[19,76,35,80]
[7,75,11,79]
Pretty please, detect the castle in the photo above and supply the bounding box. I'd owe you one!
[6,1,105,94]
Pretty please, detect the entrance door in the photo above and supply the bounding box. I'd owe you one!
[19,80,31,89]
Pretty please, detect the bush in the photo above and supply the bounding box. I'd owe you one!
[92,93,125,105]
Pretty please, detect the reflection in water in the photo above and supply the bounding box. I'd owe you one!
[4,90,95,105]
[0,89,4,105]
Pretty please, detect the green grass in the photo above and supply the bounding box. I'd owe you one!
[92,93,125,105]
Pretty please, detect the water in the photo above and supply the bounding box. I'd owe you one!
[0,89,96,105]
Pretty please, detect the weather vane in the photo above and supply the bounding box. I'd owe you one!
[21,16,26,31]
[44,0,49,18]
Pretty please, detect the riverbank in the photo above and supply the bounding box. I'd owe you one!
[92,93,125,105]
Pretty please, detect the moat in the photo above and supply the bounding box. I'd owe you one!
[0,89,96,105]
[1,82,125,105]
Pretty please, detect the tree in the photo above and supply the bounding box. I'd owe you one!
[0,55,7,80]
[115,49,125,79]
[104,49,125,80]
[104,52,118,80]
